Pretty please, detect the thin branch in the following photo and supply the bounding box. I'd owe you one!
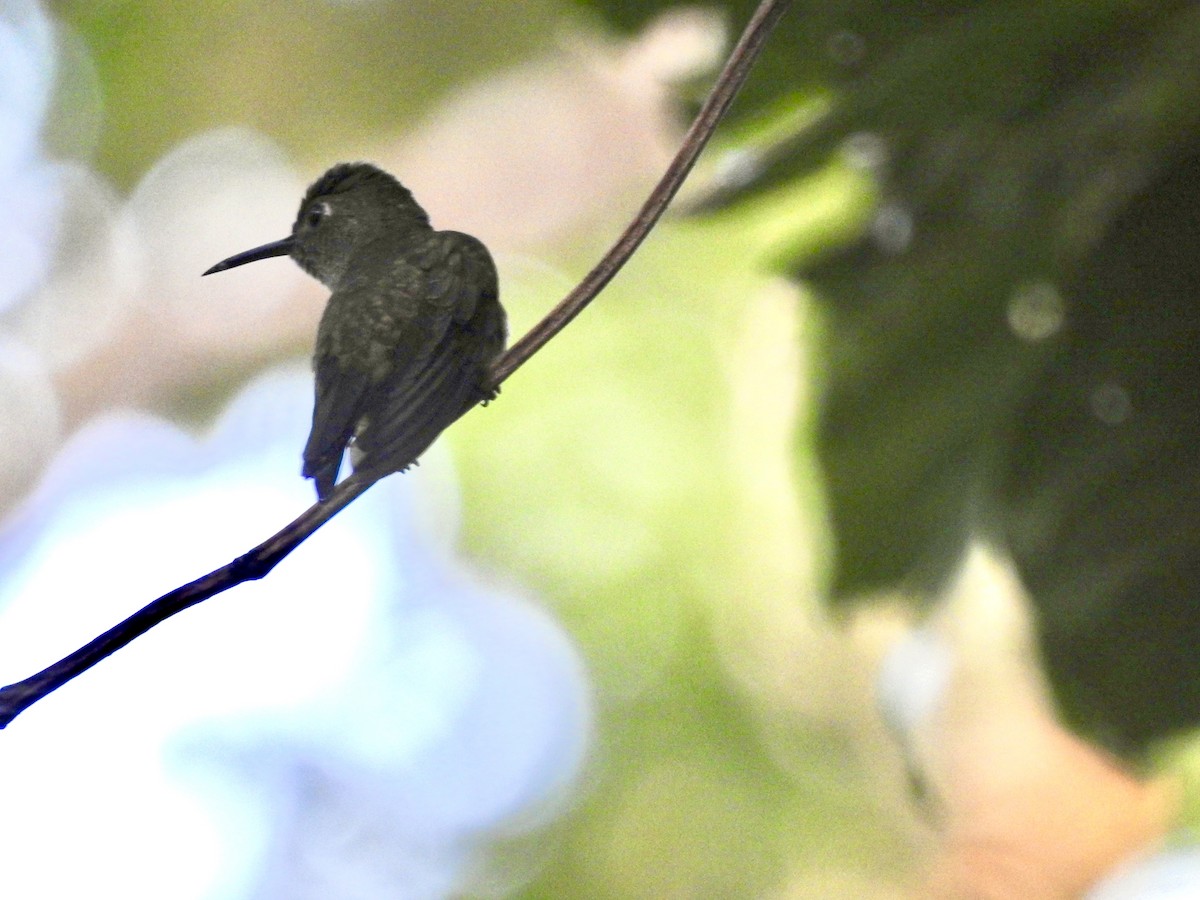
[488,0,791,387]
[0,473,372,726]
[0,0,791,729]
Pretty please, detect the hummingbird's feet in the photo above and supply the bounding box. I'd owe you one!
[479,384,501,407]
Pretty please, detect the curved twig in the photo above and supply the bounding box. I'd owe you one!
[488,0,790,386]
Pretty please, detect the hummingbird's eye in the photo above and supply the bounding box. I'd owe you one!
[306,202,330,228]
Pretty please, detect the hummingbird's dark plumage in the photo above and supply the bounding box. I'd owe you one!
[205,162,506,499]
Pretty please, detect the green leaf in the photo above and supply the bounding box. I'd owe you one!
[583,0,1200,752]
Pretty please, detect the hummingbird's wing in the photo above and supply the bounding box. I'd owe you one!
[302,231,505,499]
[351,231,506,482]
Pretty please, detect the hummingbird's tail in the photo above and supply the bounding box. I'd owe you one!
[307,458,341,501]
[303,367,373,501]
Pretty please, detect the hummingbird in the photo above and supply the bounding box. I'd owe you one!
[204,162,506,500]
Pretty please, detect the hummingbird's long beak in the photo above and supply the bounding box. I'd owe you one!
[203,237,295,276]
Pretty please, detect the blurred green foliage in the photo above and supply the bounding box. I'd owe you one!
[454,212,913,895]
[581,0,1200,755]
[48,0,560,187]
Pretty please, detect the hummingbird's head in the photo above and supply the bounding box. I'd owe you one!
[203,162,431,287]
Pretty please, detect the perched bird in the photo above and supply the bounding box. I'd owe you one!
[205,163,507,500]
